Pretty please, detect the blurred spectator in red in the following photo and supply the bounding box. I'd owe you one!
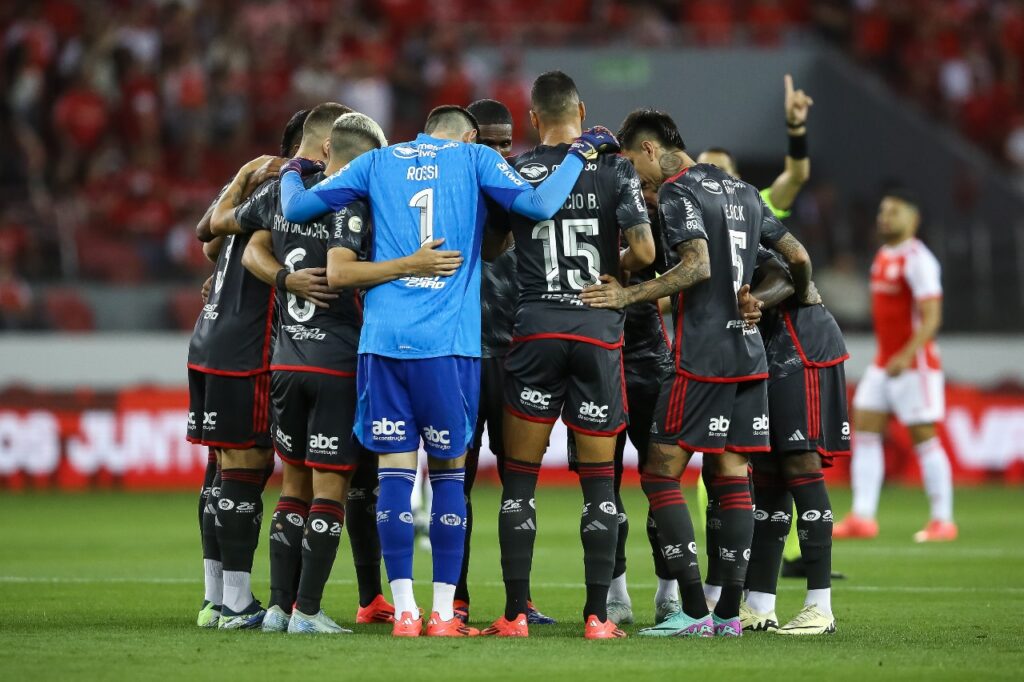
[53,66,109,184]
[684,0,736,47]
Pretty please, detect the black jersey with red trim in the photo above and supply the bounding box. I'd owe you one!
[622,213,671,365]
[187,185,275,376]
[754,248,849,380]
[659,163,789,380]
[235,172,370,375]
[492,143,649,345]
[480,246,517,359]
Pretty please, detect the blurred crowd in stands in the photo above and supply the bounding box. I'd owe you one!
[1,0,1021,330]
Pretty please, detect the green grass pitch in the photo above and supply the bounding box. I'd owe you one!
[1,484,1021,680]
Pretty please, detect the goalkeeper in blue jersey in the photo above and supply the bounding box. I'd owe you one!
[278,104,618,637]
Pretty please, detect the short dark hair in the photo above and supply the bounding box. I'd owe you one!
[424,105,479,135]
[882,184,922,211]
[280,109,310,157]
[617,108,686,151]
[303,102,354,140]
[467,99,512,127]
[531,70,580,120]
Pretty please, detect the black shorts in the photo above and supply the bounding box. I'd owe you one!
[768,364,850,467]
[651,374,769,454]
[567,355,670,474]
[271,369,364,471]
[471,356,506,457]
[187,369,271,449]
[504,337,626,435]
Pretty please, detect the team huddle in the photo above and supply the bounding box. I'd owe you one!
[186,69,953,640]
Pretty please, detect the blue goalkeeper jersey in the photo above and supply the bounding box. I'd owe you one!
[280,133,583,359]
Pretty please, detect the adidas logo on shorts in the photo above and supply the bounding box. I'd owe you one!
[789,429,805,442]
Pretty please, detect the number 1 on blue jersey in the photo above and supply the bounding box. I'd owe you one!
[410,188,434,244]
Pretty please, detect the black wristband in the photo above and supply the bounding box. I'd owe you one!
[275,268,289,292]
[788,132,808,160]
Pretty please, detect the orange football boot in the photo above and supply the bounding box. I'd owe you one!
[356,594,395,624]
[584,615,627,639]
[426,612,480,637]
[832,513,879,539]
[913,519,958,543]
[392,610,423,637]
[481,613,529,637]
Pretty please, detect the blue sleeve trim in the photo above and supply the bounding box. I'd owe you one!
[280,171,331,222]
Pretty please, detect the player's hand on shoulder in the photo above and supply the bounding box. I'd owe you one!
[580,274,629,310]
[569,126,620,162]
[286,266,339,308]
[282,156,326,177]
[737,284,764,327]
[784,74,813,129]
[407,238,463,278]
[247,156,287,191]
[798,280,822,307]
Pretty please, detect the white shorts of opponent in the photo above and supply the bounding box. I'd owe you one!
[852,364,945,426]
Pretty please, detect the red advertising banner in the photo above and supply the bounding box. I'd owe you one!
[1,383,1022,490]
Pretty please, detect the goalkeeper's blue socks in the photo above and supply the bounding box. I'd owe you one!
[428,468,467,587]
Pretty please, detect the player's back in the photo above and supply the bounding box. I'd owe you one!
[265,173,368,373]
[754,247,848,380]
[660,163,770,380]
[187,220,274,374]
[869,237,941,368]
[359,134,495,359]
[505,144,647,345]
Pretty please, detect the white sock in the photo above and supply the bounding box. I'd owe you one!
[851,431,884,519]
[390,578,418,617]
[703,583,722,604]
[432,582,456,620]
[203,559,223,606]
[746,590,776,614]
[915,437,954,522]
[805,588,832,616]
[222,570,252,613]
[607,573,631,604]
[655,578,679,604]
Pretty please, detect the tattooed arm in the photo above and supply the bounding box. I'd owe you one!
[210,156,280,236]
[619,223,656,273]
[580,238,709,309]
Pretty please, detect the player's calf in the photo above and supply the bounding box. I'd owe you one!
[216,448,272,619]
[744,457,791,628]
[784,455,834,619]
[705,453,755,624]
[639,450,708,624]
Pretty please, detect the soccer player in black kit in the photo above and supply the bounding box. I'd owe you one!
[582,109,815,637]
[452,98,555,626]
[738,248,845,635]
[481,71,656,639]
[233,104,386,634]
[188,110,314,630]
[566,180,676,626]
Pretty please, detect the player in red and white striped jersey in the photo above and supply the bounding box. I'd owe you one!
[835,188,957,543]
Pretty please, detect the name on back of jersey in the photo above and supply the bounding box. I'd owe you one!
[273,212,330,240]
[563,192,599,210]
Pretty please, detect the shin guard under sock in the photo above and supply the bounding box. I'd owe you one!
[296,498,344,615]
